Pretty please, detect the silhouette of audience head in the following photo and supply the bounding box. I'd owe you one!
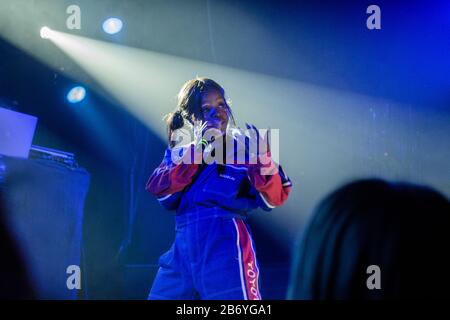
[288,179,450,299]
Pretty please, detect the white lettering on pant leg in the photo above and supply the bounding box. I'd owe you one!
[246,261,260,299]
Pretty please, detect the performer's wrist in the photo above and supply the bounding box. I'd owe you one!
[194,138,209,151]
[247,151,278,175]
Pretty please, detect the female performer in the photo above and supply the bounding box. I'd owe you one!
[146,77,292,300]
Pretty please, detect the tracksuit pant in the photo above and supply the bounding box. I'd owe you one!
[148,209,262,300]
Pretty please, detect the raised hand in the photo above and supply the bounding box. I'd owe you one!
[245,123,270,158]
[193,120,209,147]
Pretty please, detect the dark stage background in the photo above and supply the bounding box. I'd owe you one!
[0,0,449,299]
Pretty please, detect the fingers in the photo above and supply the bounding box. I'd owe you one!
[265,127,271,153]
[245,123,255,138]
[243,123,272,155]
[193,121,209,144]
[245,123,261,137]
[195,121,208,134]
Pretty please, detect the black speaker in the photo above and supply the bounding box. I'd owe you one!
[0,156,90,299]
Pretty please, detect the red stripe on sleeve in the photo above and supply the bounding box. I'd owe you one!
[146,163,199,197]
[146,146,200,197]
[247,153,291,207]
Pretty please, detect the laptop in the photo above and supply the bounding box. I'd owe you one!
[0,107,38,158]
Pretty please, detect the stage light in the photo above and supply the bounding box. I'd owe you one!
[40,26,52,39]
[102,18,123,35]
[66,86,86,103]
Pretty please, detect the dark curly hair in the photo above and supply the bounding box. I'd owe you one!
[165,77,235,146]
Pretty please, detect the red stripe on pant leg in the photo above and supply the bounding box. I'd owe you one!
[236,219,261,300]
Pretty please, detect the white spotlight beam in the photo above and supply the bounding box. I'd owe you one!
[43,31,450,246]
[2,26,447,245]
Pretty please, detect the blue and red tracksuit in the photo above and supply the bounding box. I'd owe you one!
[146,144,292,300]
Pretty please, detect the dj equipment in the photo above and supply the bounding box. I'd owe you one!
[0,107,37,158]
[0,108,89,298]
